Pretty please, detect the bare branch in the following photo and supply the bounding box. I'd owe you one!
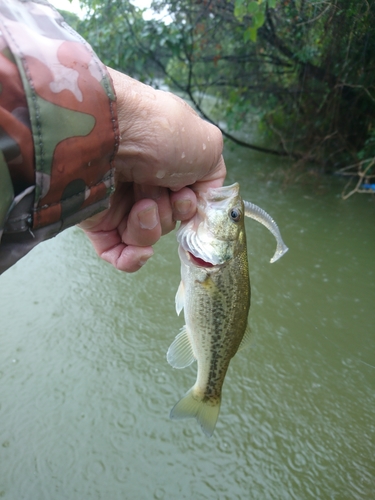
[340,157,375,199]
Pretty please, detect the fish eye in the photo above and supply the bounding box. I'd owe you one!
[229,208,241,222]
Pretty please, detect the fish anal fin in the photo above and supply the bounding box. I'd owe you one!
[170,387,221,438]
[167,326,195,369]
[238,324,252,352]
[175,280,185,316]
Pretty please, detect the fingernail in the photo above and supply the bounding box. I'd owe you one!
[139,256,149,267]
[138,206,158,230]
[174,199,192,215]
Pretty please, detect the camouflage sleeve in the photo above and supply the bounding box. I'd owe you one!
[0,0,119,273]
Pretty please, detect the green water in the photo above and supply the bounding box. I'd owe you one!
[0,147,374,499]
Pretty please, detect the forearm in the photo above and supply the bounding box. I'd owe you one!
[0,0,119,273]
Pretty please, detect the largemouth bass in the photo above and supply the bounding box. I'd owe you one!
[167,183,288,437]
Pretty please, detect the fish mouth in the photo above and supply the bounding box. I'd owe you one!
[187,251,215,268]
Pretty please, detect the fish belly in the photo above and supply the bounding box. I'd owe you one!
[169,250,250,436]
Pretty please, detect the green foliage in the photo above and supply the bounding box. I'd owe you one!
[76,0,375,171]
[76,0,166,82]
[234,0,269,41]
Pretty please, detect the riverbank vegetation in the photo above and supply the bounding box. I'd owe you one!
[66,0,375,190]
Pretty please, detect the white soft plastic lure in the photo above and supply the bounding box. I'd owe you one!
[243,200,289,262]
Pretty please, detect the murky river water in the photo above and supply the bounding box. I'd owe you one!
[0,146,374,499]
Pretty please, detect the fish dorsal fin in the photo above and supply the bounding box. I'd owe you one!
[238,324,252,352]
[167,326,196,369]
[175,280,185,316]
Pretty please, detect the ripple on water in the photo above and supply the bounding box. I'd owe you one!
[83,459,106,480]
[37,439,78,477]
[0,177,374,500]
[287,451,307,473]
[305,437,331,472]
[153,487,166,499]
[113,464,135,484]
[34,384,66,412]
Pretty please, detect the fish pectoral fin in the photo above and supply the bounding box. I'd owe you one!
[238,324,253,352]
[167,326,195,369]
[175,280,185,316]
[170,387,221,438]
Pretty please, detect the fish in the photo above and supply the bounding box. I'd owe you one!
[167,182,288,437]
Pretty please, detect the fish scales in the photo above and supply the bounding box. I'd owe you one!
[167,183,251,436]
[182,260,249,407]
[167,182,288,437]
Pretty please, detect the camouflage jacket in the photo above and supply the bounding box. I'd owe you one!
[0,0,119,273]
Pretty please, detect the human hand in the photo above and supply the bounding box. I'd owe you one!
[78,68,226,272]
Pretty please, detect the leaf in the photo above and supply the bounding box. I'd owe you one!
[234,1,247,22]
[243,26,258,42]
[254,10,265,29]
[246,2,260,15]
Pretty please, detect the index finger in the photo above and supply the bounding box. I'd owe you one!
[191,154,227,193]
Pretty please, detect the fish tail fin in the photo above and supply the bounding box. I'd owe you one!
[170,387,221,437]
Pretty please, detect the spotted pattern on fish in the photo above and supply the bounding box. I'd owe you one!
[168,183,288,436]
[168,184,250,436]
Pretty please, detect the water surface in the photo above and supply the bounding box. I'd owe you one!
[0,148,374,499]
